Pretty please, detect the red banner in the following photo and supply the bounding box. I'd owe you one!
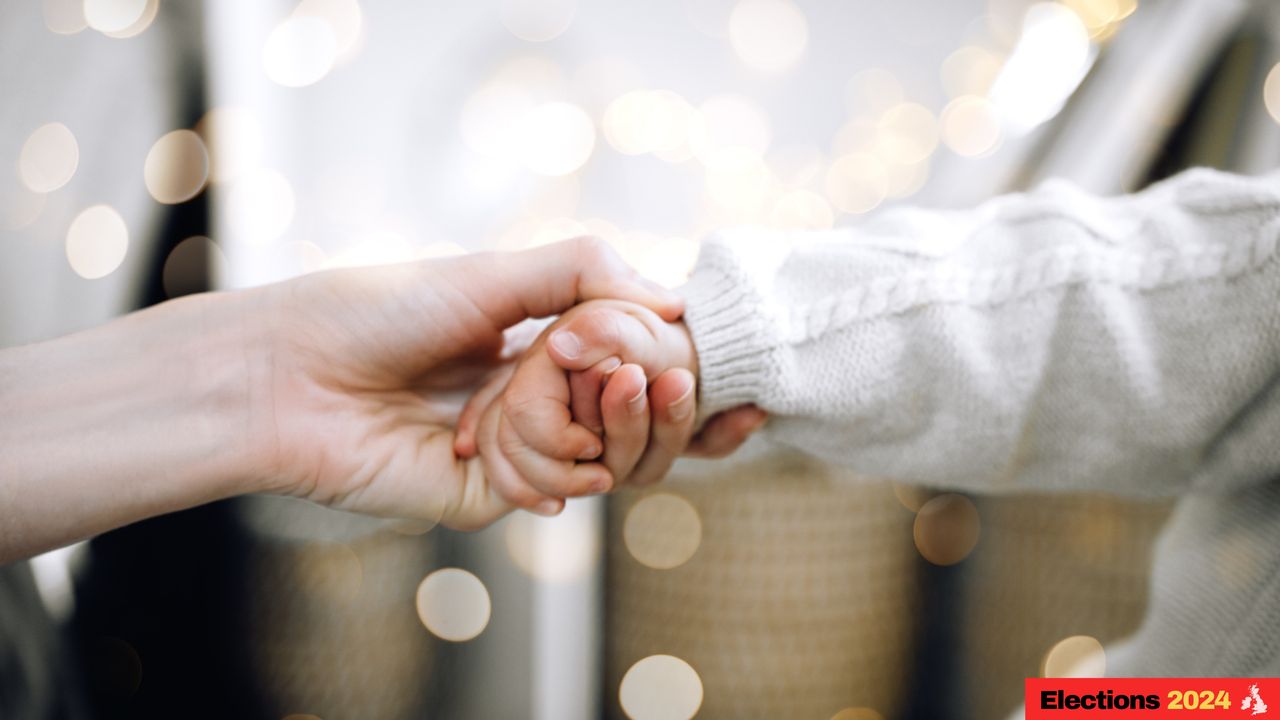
[1025,678,1280,718]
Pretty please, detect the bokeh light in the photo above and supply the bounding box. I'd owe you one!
[1265,63,1280,126]
[940,45,1004,98]
[912,493,981,565]
[1,185,47,231]
[500,0,576,42]
[705,152,774,217]
[623,493,702,570]
[65,205,128,279]
[1042,635,1106,678]
[263,16,338,88]
[196,106,265,184]
[83,0,146,34]
[265,240,330,278]
[602,90,694,159]
[102,0,158,39]
[19,122,79,193]
[293,0,364,62]
[876,102,939,164]
[770,188,834,229]
[518,101,596,176]
[883,157,930,199]
[144,130,210,204]
[528,217,590,248]
[162,236,228,298]
[688,94,772,170]
[87,636,143,697]
[324,231,416,269]
[940,95,1002,157]
[619,655,704,720]
[824,152,887,215]
[222,168,296,246]
[890,481,938,513]
[415,568,491,642]
[1060,0,1137,40]
[634,234,700,288]
[572,57,647,113]
[831,708,885,720]
[728,0,809,74]
[503,510,600,583]
[988,2,1092,132]
[519,174,581,219]
[42,0,86,35]
[767,144,826,188]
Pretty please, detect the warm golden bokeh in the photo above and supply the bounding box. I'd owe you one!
[729,0,809,74]
[415,568,492,642]
[1042,634,1106,678]
[912,493,981,566]
[619,654,704,720]
[19,122,79,194]
[263,16,338,88]
[83,0,146,34]
[65,205,129,280]
[831,708,886,720]
[144,130,210,205]
[623,493,703,570]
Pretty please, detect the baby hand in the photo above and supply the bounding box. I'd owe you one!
[453,299,700,516]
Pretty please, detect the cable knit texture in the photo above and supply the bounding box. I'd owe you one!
[677,167,1280,678]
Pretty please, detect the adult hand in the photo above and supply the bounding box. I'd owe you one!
[251,237,684,530]
[0,237,682,562]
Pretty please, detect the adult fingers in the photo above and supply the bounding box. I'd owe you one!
[599,364,649,484]
[454,364,515,458]
[568,356,620,434]
[629,368,697,486]
[443,237,684,332]
[435,455,514,532]
[685,405,769,458]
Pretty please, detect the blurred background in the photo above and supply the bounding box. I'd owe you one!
[2,0,1279,718]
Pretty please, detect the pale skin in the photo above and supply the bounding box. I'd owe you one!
[455,299,768,511]
[0,238,761,565]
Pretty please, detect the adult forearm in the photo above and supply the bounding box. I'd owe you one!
[0,291,267,563]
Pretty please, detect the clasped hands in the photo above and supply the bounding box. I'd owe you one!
[255,237,765,531]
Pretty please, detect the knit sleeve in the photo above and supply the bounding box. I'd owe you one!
[677,168,1280,497]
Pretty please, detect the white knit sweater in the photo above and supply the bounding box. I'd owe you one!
[679,167,1280,677]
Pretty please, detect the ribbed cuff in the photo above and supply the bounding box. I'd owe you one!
[678,240,777,421]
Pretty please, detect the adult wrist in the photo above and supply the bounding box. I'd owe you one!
[173,287,281,497]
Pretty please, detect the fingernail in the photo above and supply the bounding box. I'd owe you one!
[534,499,563,516]
[578,443,601,460]
[668,385,695,422]
[627,386,647,415]
[599,356,622,375]
[589,475,613,494]
[549,331,581,359]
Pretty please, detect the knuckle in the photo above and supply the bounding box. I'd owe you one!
[500,392,541,426]
[572,235,611,264]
